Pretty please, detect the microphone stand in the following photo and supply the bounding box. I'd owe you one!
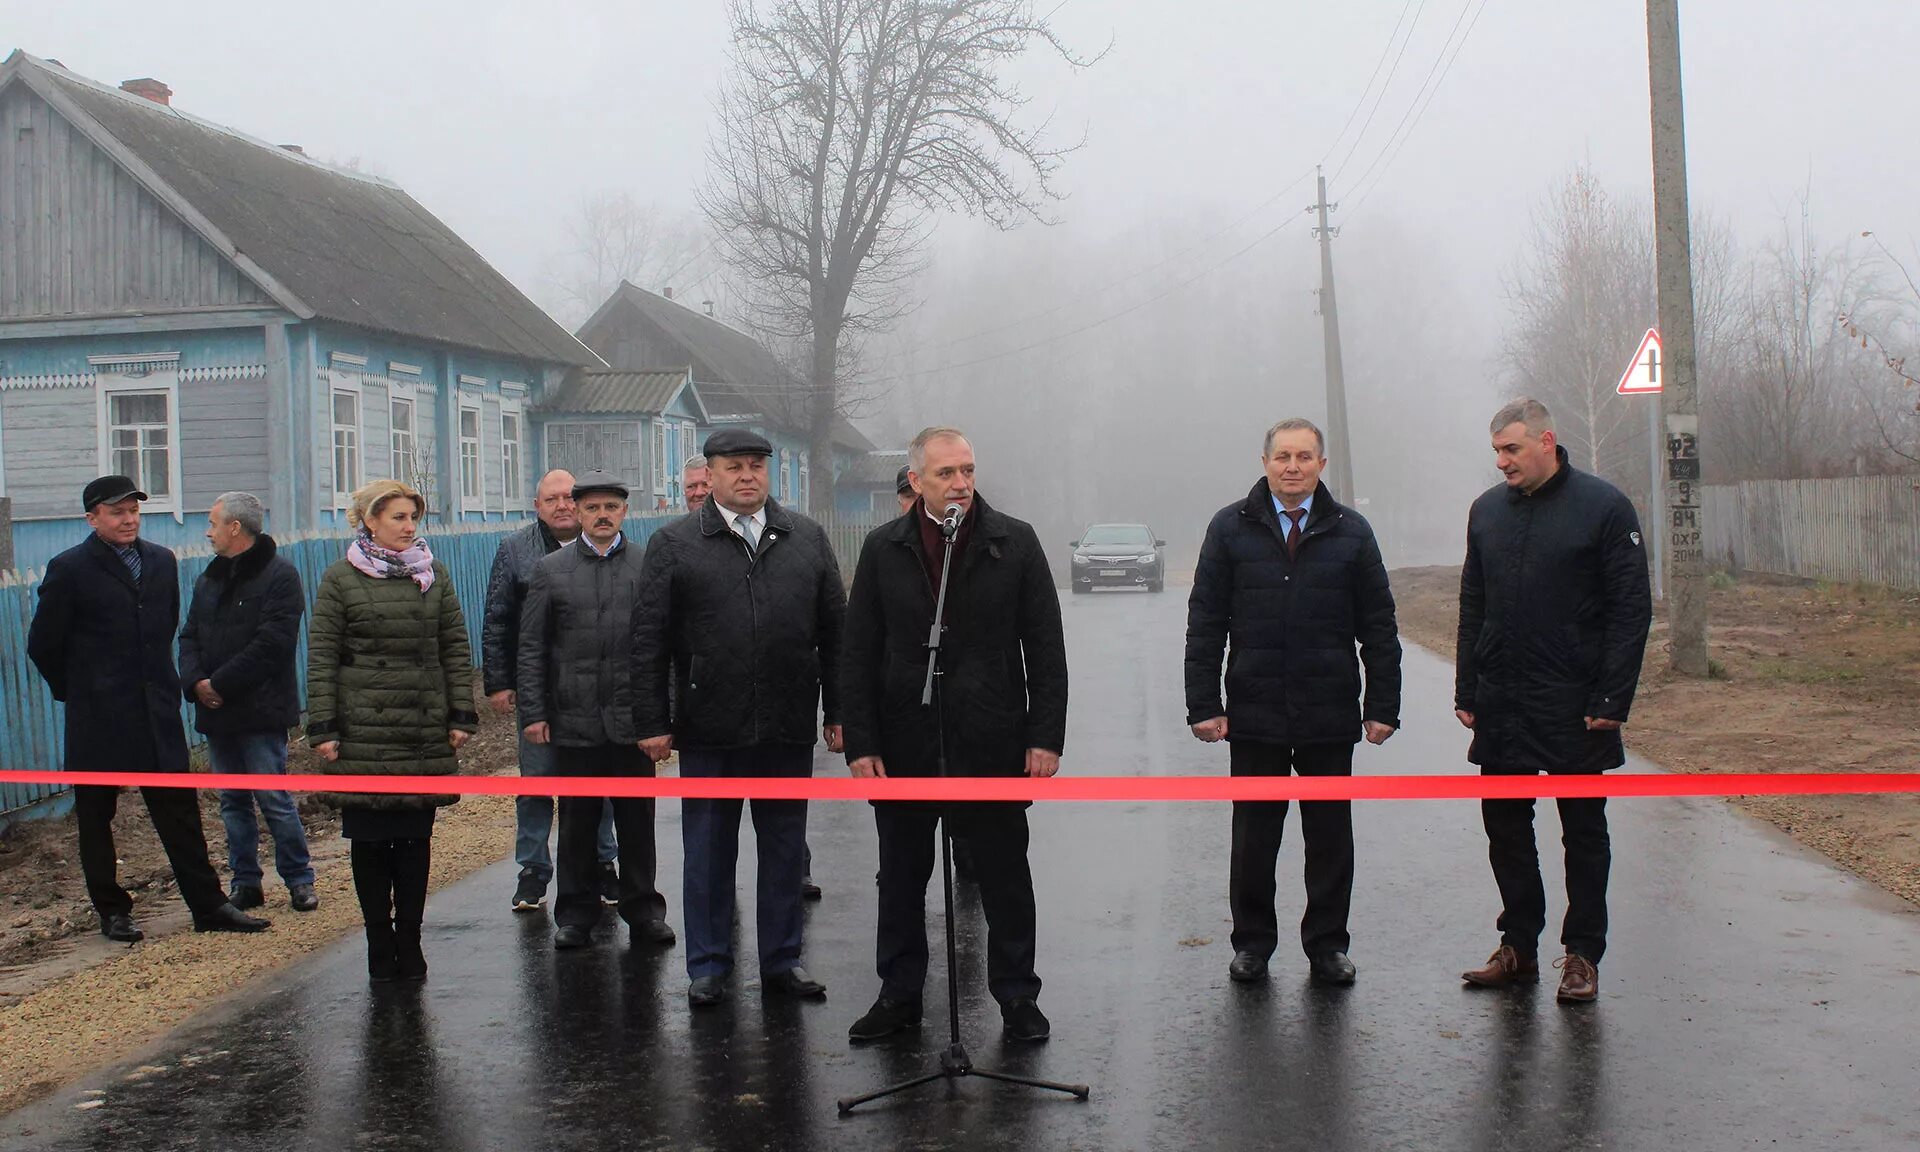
[837,511,1090,1114]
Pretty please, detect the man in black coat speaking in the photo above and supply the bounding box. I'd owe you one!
[1456,398,1652,1004]
[840,426,1068,1045]
[26,476,269,942]
[1186,418,1401,988]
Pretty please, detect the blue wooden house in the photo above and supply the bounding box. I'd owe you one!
[537,366,713,511]
[573,282,874,512]
[0,52,600,570]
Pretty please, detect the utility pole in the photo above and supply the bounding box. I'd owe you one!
[1647,0,1708,674]
[1309,169,1356,502]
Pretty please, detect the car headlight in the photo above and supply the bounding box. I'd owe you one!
[1137,553,1159,563]
[1072,554,1090,565]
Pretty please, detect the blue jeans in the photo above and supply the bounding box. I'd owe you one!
[680,744,811,979]
[210,732,315,889]
[515,734,616,885]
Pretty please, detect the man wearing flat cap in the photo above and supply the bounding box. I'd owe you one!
[894,465,916,516]
[632,428,846,1006]
[518,472,674,951]
[27,477,270,941]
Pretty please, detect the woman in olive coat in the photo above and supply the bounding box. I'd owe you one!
[306,479,478,982]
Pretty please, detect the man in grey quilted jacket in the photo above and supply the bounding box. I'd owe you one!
[518,473,674,950]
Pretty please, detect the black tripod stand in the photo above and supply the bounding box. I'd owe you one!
[837,511,1090,1115]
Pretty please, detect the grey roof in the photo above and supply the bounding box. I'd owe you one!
[539,368,699,417]
[4,52,597,368]
[594,283,874,452]
[843,449,909,485]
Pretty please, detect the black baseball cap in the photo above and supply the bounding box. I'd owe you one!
[703,428,774,458]
[895,465,913,495]
[82,475,147,511]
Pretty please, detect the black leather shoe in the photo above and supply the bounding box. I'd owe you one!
[1002,998,1051,1042]
[100,913,143,943]
[631,918,676,946]
[553,924,592,950]
[193,903,270,933]
[227,884,265,911]
[764,966,826,999]
[1228,951,1269,983]
[800,875,823,901]
[1309,951,1358,986]
[848,997,921,1042]
[288,884,319,913]
[688,975,726,1007]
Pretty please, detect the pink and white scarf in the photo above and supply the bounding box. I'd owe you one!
[346,530,436,593]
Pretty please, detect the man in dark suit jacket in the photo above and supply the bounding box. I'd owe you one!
[26,476,269,942]
[631,429,846,1008]
[1455,398,1652,1004]
[839,427,1068,1045]
[1185,419,1402,987]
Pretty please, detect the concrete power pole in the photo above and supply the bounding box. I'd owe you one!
[1310,170,1357,502]
[1647,0,1708,674]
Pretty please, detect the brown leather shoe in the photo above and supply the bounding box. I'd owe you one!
[1554,953,1598,1003]
[1461,944,1540,988]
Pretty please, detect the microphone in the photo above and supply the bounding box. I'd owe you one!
[940,501,964,539]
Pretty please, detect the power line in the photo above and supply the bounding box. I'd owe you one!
[1338,0,1488,208]
[1344,0,1492,221]
[1319,0,1421,167]
[1327,0,1430,186]
[854,4,1417,361]
[657,239,718,289]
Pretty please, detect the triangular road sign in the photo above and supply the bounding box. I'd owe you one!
[1617,328,1663,395]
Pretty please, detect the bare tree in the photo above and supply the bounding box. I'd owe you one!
[1502,167,1659,489]
[1841,232,1920,465]
[699,0,1097,513]
[541,193,714,327]
[1713,202,1887,479]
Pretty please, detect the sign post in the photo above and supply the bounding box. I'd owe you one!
[1617,328,1665,600]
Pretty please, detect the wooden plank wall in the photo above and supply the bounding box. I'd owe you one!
[0,85,272,318]
[1702,475,1920,590]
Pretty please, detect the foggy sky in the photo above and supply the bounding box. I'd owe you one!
[9,0,1918,564]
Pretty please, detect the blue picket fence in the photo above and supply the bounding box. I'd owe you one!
[0,514,881,825]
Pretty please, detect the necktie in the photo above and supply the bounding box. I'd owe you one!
[117,545,143,583]
[735,513,759,556]
[1283,508,1307,560]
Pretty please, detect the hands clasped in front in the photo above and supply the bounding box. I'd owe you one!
[1189,715,1397,746]
[849,747,1061,779]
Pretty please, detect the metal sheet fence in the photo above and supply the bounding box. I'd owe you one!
[0,513,879,821]
[1701,475,1920,590]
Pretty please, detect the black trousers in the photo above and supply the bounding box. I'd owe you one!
[874,802,1040,1008]
[1228,740,1355,960]
[74,783,226,918]
[555,743,666,930]
[1480,764,1611,963]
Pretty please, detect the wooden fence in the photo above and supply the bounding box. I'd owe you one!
[1701,475,1920,590]
[0,513,879,823]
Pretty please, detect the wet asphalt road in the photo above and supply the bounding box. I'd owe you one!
[6,587,1919,1151]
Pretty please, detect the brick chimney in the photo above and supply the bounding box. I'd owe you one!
[279,144,306,155]
[120,78,172,106]
[663,286,674,301]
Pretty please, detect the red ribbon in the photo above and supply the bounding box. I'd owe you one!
[1,769,1915,801]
